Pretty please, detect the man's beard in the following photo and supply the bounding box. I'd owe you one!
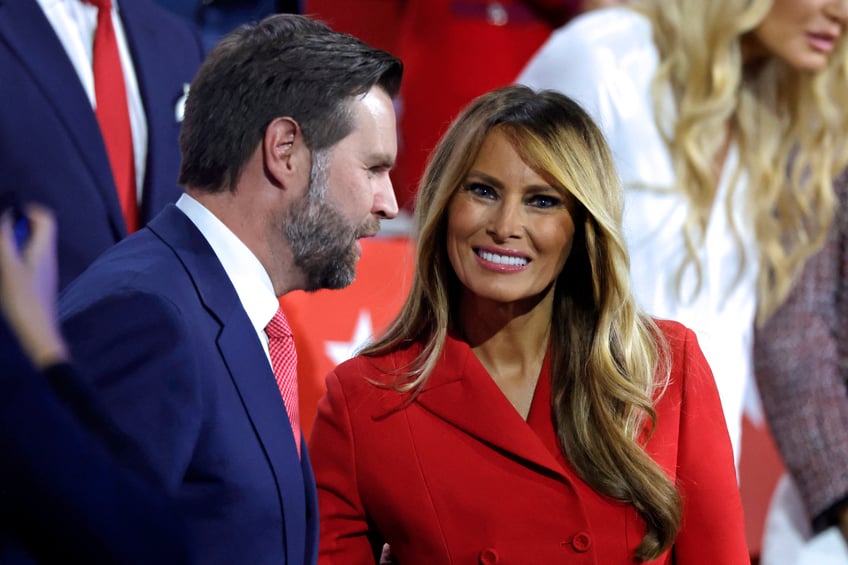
[284,151,379,292]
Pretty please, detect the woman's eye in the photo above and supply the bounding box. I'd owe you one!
[527,194,561,209]
[466,182,496,199]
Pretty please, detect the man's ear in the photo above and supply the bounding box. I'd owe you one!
[263,116,308,189]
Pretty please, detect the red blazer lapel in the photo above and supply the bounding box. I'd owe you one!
[410,335,567,480]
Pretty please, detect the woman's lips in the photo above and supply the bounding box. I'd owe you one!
[474,247,530,272]
[807,32,837,53]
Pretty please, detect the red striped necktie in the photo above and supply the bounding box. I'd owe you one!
[265,307,301,456]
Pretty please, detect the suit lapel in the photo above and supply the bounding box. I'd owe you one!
[117,0,186,219]
[0,0,126,237]
[216,316,307,564]
[413,335,567,480]
[149,207,307,563]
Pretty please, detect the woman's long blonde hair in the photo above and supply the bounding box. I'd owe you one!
[362,85,680,561]
[634,0,848,321]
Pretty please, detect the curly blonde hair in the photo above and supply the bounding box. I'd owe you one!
[633,0,848,321]
[363,85,680,561]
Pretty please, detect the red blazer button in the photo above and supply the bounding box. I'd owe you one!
[571,532,592,552]
[479,547,499,564]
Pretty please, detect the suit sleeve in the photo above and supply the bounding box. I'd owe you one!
[60,290,203,491]
[0,316,190,564]
[753,171,848,529]
[671,327,750,563]
[309,370,380,564]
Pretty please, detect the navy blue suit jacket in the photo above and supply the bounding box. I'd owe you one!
[0,315,191,564]
[0,0,204,289]
[59,205,319,564]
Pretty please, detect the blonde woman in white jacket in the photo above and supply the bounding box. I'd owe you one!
[518,0,848,465]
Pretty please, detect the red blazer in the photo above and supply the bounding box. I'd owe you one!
[309,320,748,564]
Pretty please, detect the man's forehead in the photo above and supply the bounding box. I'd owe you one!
[345,92,397,149]
[352,87,396,118]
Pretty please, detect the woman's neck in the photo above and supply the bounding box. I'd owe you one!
[456,289,553,354]
[456,291,553,419]
[739,31,771,70]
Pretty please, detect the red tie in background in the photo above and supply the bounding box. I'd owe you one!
[87,0,138,233]
[266,307,301,456]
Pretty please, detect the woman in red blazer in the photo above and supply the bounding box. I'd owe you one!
[308,85,749,564]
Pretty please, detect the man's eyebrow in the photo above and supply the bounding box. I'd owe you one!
[367,152,396,168]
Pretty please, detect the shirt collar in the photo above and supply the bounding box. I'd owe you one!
[176,194,279,334]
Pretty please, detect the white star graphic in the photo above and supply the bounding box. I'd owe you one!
[324,310,375,365]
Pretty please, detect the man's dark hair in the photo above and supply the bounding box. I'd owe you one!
[178,14,403,192]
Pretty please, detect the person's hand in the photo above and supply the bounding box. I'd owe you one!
[0,205,68,368]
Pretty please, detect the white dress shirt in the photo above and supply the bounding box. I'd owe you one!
[518,7,760,464]
[176,194,280,365]
[36,0,148,201]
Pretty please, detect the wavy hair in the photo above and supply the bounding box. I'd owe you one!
[633,0,848,321]
[362,85,680,561]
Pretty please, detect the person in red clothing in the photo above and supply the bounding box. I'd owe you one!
[306,0,625,212]
[309,85,748,564]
